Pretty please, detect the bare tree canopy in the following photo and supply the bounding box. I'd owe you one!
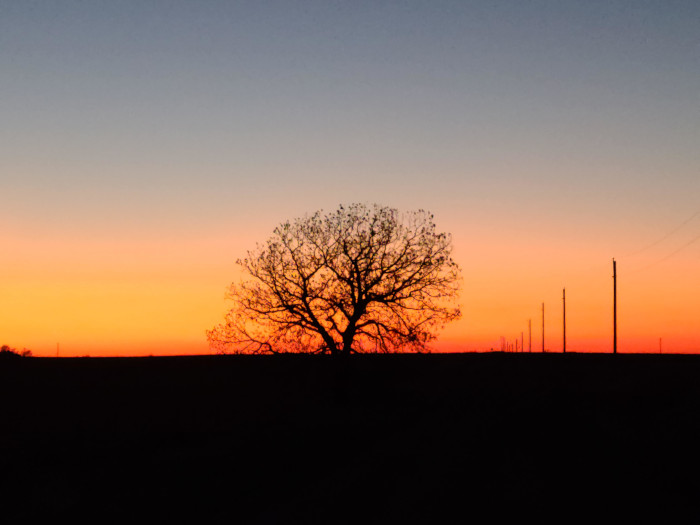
[207,204,461,355]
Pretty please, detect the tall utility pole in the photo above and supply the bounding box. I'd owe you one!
[528,319,532,352]
[541,302,545,352]
[613,258,617,354]
[562,288,566,354]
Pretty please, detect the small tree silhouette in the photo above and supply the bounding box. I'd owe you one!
[207,203,462,355]
[0,345,32,357]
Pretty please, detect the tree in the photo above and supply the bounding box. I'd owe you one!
[0,345,31,357]
[207,203,462,355]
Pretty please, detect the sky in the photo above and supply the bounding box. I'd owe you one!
[1,0,699,356]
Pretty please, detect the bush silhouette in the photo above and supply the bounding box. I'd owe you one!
[0,345,32,357]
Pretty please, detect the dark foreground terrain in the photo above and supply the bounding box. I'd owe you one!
[2,353,700,523]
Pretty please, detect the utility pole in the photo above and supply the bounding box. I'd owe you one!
[542,302,545,352]
[613,258,617,354]
[521,332,524,353]
[528,319,532,352]
[563,288,566,354]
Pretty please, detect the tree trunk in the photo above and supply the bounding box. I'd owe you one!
[340,332,355,356]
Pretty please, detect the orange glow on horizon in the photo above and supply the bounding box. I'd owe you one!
[2,219,699,356]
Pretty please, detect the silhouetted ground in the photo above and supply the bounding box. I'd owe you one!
[2,353,700,523]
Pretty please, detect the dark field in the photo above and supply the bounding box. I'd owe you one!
[2,353,700,523]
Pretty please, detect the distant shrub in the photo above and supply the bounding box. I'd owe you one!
[0,344,16,355]
[0,345,32,357]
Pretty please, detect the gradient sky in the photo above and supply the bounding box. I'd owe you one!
[2,1,699,356]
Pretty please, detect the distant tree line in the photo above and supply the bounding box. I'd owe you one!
[0,345,32,357]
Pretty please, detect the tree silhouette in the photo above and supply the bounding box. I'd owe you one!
[0,345,31,357]
[207,204,461,355]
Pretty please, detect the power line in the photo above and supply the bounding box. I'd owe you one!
[624,210,700,258]
[629,229,700,274]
